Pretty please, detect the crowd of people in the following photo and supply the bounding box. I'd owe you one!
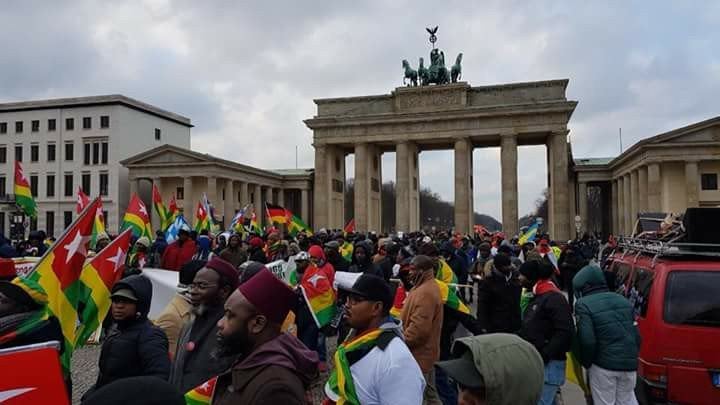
[0,224,641,405]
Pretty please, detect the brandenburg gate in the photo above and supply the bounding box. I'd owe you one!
[305,79,577,240]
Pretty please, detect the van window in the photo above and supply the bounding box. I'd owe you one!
[613,262,633,297]
[629,268,654,318]
[664,271,720,328]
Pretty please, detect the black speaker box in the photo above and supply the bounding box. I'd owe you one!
[683,208,720,244]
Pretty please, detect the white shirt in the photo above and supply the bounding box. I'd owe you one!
[348,336,425,405]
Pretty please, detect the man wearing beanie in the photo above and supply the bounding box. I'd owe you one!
[170,257,240,393]
[214,267,319,404]
[476,253,521,334]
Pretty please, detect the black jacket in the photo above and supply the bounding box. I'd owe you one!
[375,256,394,282]
[248,248,267,264]
[170,303,237,393]
[91,275,171,393]
[475,269,522,333]
[328,255,349,273]
[520,290,574,363]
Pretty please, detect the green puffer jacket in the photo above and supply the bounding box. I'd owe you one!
[572,264,641,371]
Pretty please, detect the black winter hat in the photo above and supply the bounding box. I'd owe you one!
[342,274,393,312]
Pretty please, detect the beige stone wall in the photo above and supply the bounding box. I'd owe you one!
[660,162,686,213]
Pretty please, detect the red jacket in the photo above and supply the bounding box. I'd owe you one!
[161,240,197,271]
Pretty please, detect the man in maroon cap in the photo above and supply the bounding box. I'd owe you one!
[170,257,240,393]
[213,267,319,404]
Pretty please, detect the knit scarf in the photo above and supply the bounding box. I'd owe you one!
[326,328,388,405]
[0,309,50,345]
[533,279,560,295]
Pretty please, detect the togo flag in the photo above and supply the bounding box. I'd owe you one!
[185,376,217,405]
[299,268,336,328]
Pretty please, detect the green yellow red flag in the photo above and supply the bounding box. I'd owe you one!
[14,161,36,218]
[121,194,153,239]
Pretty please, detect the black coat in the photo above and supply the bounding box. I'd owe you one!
[91,275,171,393]
[475,269,522,333]
[376,256,394,282]
[519,290,574,363]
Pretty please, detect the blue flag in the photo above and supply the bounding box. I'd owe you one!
[166,214,191,244]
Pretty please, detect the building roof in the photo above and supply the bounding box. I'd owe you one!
[573,157,614,166]
[0,94,192,127]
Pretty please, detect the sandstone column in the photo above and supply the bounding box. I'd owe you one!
[611,180,618,235]
[685,161,699,208]
[239,181,249,207]
[623,174,631,235]
[638,166,648,214]
[395,141,410,232]
[313,144,329,229]
[454,138,473,234]
[630,171,638,226]
[578,181,588,233]
[368,145,382,232]
[151,177,162,230]
[500,133,519,236]
[129,178,139,197]
[207,176,217,221]
[647,163,661,211]
[277,188,284,207]
[183,176,193,216]
[253,184,262,224]
[549,131,570,241]
[301,188,310,225]
[616,177,624,235]
[354,143,369,232]
[224,179,234,227]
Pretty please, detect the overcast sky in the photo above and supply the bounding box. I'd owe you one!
[2,1,718,220]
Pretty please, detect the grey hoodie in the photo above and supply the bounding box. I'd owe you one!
[452,333,544,405]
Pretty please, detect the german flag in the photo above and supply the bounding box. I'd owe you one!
[74,228,132,347]
[14,161,36,218]
[17,198,101,371]
[121,194,153,239]
[266,202,290,225]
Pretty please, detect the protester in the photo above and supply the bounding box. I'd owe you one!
[213,267,319,404]
[435,333,545,405]
[0,235,16,258]
[91,232,111,256]
[324,240,349,273]
[82,376,185,405]
[375,240,399,281]
[0,278,63,350]
[400,254,444,405]
[195,229,212,261]
[518,260,573,405]
[214,234,227,256]
[219,234,247,268]
[170,257,240,393]
[573,264,640,405]
[558,242,587,309]
[348,240,384,278]
[247,236,267,264]
[85,275,170,397]
[26,230,48,257]
[309,244,336,287]
[324,273,425,404]
[148,230,168,267]
[475,253,521,334]
[293,252,323,357]
[162,229,197,271]
[128,236,150,270]
[154,260,206,359]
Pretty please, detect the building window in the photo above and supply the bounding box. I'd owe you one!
[371,177,380,193]
[0,213,5,236]
[65,142,73,161]
[30,144,39,162]
[83,143,91,165]
[102,211,108,226]
[82,173,91,195]
[47,143,56,162]
[64,211,73,228]
[100,115,109,129]
[30,175,38,197]
[64,174,73,197]
[46,174,55,197]
[701,173,718,190]
[332,179,344,193]
[65,118,74,131]
[15,121,23,133]
[176,187,184,200]
[373,156,378,170]
[46,211,54,236]
[48,119,56,132]
[99,173,108,196]
[82,117,92,129]
[0,122,6,134]
[14,145,22,162]
[92,143,99,165]
[101,142,108,164]
[0,177,6,197]
[155,128,161,141]
[31,120,39,132]
[335,157,341,172]
[0,147,6,164]
[29,217,37,232]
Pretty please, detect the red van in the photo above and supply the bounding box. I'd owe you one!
[608,233,720,404]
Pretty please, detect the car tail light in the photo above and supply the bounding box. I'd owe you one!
[640,361,668,401]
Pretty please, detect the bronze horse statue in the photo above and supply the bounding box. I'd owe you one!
[402,59,418,86]
[418,57,429,86]
[451,53,463,83]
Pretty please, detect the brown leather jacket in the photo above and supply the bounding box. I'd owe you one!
[400,270,444,373]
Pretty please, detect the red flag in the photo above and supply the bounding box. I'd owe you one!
[169,194,178,214]
[0,342,69,405]
[76,187,90,214]
[343,218,355,234]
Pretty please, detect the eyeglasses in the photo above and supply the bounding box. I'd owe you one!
[189,282,217,290]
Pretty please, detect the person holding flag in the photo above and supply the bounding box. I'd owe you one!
[324,273,425,405]
[162,228,197,271]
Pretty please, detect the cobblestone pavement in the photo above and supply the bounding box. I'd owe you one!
[70,345,100,404]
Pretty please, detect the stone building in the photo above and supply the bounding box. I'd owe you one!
[0,95,191,237]
[573,116,720,237]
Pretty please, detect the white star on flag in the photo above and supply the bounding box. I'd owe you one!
[307,273,325,288]
[64,231,91,264]
[139,202,148,217]
[107,247,127,273]
[200,382,211,391]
